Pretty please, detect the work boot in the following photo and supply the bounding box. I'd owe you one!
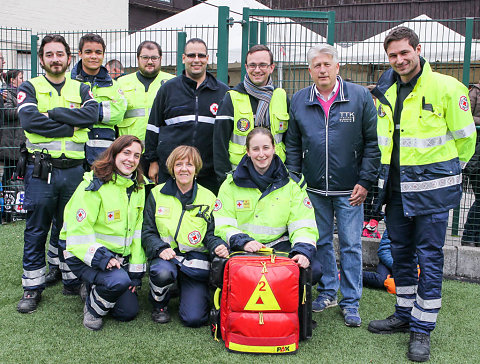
[62,284,81,296]
[407,332,430,362]
[83,304,103,331]
[368,314,409,334]
[45,267,61,286]
[17,290,42,314]
[152,307,171,323]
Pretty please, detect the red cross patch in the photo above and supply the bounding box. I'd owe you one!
[76,208,86,222]
[17,91,26,104]
[214,199,222,211]
[303,197,313,209]
[188,230,202,245]
[459,95,469,111]
[210,103,219,115]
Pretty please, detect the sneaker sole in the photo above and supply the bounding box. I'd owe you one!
[345,321,361,327]
[367,325,410,334]
[407,352,430,362]
[17,307,37,314]
[83,322,102,331]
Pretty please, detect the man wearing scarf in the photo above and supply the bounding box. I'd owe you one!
[213,45,289,184]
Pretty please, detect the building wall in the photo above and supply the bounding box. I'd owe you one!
[0,0,129,32]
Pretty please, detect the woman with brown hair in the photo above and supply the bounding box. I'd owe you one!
[59,135,147,331]
[142,145,227,327]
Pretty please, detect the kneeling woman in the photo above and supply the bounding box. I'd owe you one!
[214,127,320,275]
[142,146,228,327]
[60,135,146,331]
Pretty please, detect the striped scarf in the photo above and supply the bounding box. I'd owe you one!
[243,75,274,128]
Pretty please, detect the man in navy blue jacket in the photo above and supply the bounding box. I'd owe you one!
[285,44,379,327]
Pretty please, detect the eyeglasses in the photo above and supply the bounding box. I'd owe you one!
[139,55,160,62]
[185,53,207,59]
[246,63,271,70]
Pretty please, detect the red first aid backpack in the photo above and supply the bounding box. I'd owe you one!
[209,249,313,354]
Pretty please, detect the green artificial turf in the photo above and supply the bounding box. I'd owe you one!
[1,221,479,364]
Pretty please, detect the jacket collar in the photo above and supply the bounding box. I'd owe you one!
[160,176,198,201]
[71,61,113,87]
[306,75,348,105]
[181,70,220,91]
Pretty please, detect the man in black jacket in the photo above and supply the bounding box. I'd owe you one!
[145,38,229,194]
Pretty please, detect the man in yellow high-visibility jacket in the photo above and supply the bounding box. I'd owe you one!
[367,27,476,362]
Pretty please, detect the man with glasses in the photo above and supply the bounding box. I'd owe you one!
[213,44,289,184]
[145,38,229,194]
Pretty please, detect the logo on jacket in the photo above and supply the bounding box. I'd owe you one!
[188,230,202,245]
[210,103,219,115]
[76,209,86,222]
[339,112,355,123]
[303,197,313,209]
[459,95,469,111]
[214,199,222,211]
[237,118,251,132]
[157,206,170,216]
[107,210,120,221]
[378,105,386,117]
[236,200,251,209]
[17,91,26,104]
[278,121,286,130]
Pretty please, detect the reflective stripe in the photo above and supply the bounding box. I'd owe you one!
[124,108,145,118]
[133,230,141,239]
[95,233,133,247]
[231,133,246,146]
[149,281,173,302]
[226,230,244,245]
[164,115,215,125]
[416,295,442,310]
[67,234,96,246]
[101,102,111,122]
[17,102,37,112]
[23,267,46,278]
[378,178,385,189]
[47,256,60,265]
[238,223,287,236]
[411,306,438,323]
[291,237,316,246]
[86,139,113,148]
[274,133,283,144]
[400,133,453,148]
[264,235,289,248]
[62,271,78,280]
[216,115,234,121]
[146,124,159,134]
[396,296,415,307]
[378,135,390,147]
[48,244,58,255]
[215,217,239,227]
[63,250,74,259]
[92,287,115,309]
[451,122,476,139]
[26,140,85,152]
[460,160,467,169]
[59,262,69,270]
[160,235,174,244]
[178,242,206,253]
[396,285,417,295]
[401,174,461,193]
[22,276,46,287]
[177,257,210,270]
[288,219,317,232]
[128,263,146,273]
[83,98,98,106]
[84,243,103,265]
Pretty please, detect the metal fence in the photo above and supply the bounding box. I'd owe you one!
[1,11,480,247]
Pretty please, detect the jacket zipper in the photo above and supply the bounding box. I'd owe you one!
[193,94,199,146]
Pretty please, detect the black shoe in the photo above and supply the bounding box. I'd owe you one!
[152,307,171,324]
[17,290,42,313]
[407,332,430,362]
[45,267,61,286]
[368,314,409,334]
[62,284,81,296]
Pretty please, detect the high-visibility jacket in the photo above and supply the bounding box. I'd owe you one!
[61,171,146,275]
[214,156,317,261]
[373,60,476,216]
[25,76,89,159]
[228,88,288,165]
[117,71,174,141]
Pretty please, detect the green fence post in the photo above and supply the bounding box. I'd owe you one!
[241,7,251,79]
[176,31,187,76]
[260,22,267,45]
[326,11,336,45]
[462,17,473,87]
[30,34,39,78]
[249,21,259,49]
[217,6,230,84]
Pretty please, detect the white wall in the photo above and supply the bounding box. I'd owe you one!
[0,0,129,32]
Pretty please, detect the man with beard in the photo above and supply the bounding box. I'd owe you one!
[16,34,98,313]
[145,38,229,193]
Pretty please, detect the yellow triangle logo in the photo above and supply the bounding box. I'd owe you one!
[244,274,281,311]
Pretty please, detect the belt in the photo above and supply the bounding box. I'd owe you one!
[28,154,84,169]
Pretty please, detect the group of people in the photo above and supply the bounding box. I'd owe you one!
[10,25,476,363]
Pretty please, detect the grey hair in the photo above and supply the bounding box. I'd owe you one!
[307,44,338,67]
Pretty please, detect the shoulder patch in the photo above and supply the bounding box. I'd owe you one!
[17,91,26,104]
[303,197,313,209]
[214,199,222,211]
[459,95,469,111]
[76,209,86,222]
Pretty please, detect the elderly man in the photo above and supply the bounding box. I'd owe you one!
[368,27,476,362]
[285,44,379,327]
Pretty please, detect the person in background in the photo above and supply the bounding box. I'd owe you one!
[105,59,125,80]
